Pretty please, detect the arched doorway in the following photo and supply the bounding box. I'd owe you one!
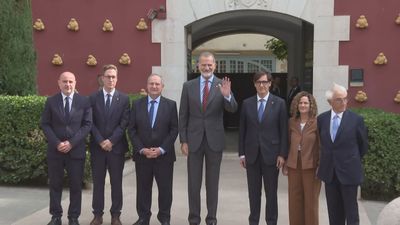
[185,10,314,128]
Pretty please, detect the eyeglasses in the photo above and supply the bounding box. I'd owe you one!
[103,75,117,80]
[255,80,270,86]
[333,98,348,103]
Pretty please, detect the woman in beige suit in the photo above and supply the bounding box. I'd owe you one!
[283,91,321,225]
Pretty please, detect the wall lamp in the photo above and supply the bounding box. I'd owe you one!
[147,5,166,20]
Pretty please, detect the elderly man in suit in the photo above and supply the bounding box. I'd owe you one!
[89,64,130,225]
[239,71,288,225]
[179,51,238,225]
[41,71,92,225]
[129,74,178,225]
[317,83,368,225]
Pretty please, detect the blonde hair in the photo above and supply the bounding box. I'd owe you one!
[102,64,118,74]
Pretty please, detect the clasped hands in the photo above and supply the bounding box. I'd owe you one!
[142,147,162,159]
[57,141,72,153]
[100,139,113,151]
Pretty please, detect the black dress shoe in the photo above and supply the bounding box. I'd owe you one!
[207,223,217,225]
[68,218,80,225]
[161,222,170,225]
[47,217,61,225]
[133,218,149,225]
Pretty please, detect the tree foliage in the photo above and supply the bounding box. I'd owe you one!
[0,0,36,95]
[265,38,288,61]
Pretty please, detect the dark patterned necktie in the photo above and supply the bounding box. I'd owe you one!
[202,80,209,112]
[64,96,70,121]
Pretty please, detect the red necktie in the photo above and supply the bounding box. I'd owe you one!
[202,80,209,112]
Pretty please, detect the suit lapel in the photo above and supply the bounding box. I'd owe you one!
[141,97,152,129]
[334,110,347,141]
[250,96,259,124]
[108,90,119,116]
[152,96,164,129]
[206,77,219,109]
[57,93,65,122]
[68,94,78,122]
[261,94,275,122]
[193,78,202,111]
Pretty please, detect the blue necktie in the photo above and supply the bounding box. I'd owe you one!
[149,100,156,127]
[64,96,70,121]
[105,93,111,114]
[331,114,339,141]
[258,99,265,122]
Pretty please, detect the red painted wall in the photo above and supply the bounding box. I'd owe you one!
[335,0,400,113]
[32,0,165,96]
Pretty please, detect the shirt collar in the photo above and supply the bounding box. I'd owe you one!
[331,110,344,119]
[200,75,214,83]
[103,88,115,97]
[61,92,74,100]
[257,92,270,102]
[148,95,161,103]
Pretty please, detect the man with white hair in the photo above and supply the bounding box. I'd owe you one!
[317,83,368,225]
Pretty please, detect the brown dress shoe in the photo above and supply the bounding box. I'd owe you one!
[90,215,103,225]
[111,216,122,225]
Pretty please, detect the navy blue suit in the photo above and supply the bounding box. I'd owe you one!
[89,90,130,217]
[239,94,288,225]
[317,110,368,225]
[41,93,92,219]
[128,96,178,223]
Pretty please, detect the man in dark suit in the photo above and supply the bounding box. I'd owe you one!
[129,74,178,225]
[89,64,130,225]
[179,52,238,225]
[317,83,368,225]
[239,71,288,225]
[41,71,92,225]
[287,76,301,110]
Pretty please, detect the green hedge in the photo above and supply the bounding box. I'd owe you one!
[0,94,142,185]
[352,108,400,200]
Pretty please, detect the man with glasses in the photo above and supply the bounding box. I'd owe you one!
[179,51,238,225]
[89,64,130,225]
[317,83,368,225]
[239,71,288,225]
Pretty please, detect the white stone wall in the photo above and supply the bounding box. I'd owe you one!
[152,0,349,113]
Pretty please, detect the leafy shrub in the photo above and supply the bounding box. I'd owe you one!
[352,108,400,200]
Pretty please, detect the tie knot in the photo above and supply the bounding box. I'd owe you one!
[334,114,339,119]
[259,99,265,103]
[150,100,156,104]
[106,93,111,98]
[65,96,69,101]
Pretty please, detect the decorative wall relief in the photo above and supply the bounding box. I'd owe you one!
[33,19,45,31]
[355,15,368,29]
[119,53,131,65]
[394,91,400,103]
[226,0,270,10]
[136,18,148,31]
[355,90,368,103]
[395,14,400,25]
[86,55,97,66]
[67,18,79,31]
[374,52,388,65]
[103,19,114,32]
[52,54,63,66]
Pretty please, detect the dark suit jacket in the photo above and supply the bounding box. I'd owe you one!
[41,93,92,159]
[317,110,368,185]
[129,96,178,163]
[179,76,238,152]
[239,94,288,165]
[89,90,130,155]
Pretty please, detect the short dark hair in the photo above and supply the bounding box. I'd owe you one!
[253,71,272,83]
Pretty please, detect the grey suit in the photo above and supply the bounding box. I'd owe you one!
[179,75,237,224]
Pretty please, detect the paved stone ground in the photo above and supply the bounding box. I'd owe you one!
[1,153,380,225]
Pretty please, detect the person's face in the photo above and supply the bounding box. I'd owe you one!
[329,91,348,113]
[102,69,118,92]
[298,96,310,115]
[198,55,216,79]
[147,75,164,99]
[254,74,271,97]
[58,72,76,96]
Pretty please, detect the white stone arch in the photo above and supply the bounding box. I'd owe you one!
[152,0,349,112]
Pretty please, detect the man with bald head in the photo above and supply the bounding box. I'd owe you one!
[317,83,368,225]
[41,72,92,225]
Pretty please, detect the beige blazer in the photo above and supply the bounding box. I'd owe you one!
[286,117,320,170]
